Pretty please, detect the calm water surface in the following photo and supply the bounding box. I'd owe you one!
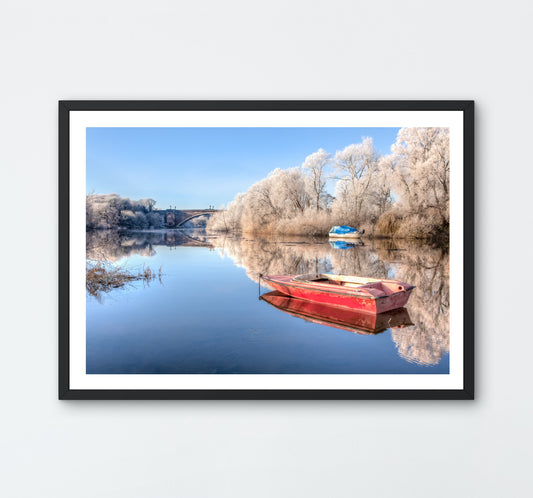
[86,229,449,374]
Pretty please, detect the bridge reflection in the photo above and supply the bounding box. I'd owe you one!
[86,229,214,261]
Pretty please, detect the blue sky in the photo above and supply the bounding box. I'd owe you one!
[86,127,400,209]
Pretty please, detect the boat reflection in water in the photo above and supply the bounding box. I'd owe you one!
[329,239,364,250]
[260,291,413,336]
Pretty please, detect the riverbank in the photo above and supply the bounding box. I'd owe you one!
[207,206,449,244]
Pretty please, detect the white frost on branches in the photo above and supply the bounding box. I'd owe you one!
[391,127,450,223]
[206,128,450,239]
[302,148,331,212]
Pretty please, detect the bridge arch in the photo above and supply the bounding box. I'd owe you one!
[176,212,213,227]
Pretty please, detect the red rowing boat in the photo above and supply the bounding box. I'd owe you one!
[260,291,413,335]
[261,273,415,313]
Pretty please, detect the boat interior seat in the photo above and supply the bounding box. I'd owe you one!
[341,282,365,288]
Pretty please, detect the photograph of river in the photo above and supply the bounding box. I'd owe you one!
[85,125,450,375]
[86,230,449,374]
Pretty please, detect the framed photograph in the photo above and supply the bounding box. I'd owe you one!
[59,100,474,400]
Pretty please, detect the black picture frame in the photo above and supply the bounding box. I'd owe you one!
[59,100,474,400]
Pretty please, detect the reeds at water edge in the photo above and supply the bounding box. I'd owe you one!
[86,261,162,297]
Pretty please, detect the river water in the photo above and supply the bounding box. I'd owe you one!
[86,229,449,374]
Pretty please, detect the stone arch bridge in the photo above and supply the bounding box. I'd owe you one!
[155,209,218,228]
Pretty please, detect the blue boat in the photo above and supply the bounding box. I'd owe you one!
[328,225,364,239]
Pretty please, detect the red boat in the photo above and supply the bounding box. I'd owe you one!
[260,273,415,313]
[260,291,413,335]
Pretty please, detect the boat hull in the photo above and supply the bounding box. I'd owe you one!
[261,274,414,313]
[329,233,361,239]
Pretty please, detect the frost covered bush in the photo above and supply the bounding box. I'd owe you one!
[119,210,148,229]
[396,211,448,240]
[376,210,447,240]
[375,212,401,237]
[273,209,340,236]
[146,212,164,229]
[207,193,246,232]
[86,194,158,230]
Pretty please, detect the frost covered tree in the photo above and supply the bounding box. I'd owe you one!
[120,210,148,229]
[270,167,312,215]
[207,193,247,232]
[86,194,160,229]
[139,198,156,212]
[207,167,315,233]
[302,149,331,211]
[86,194,121,229]
[241,173,281,230]
[224,193,246,231]
[333,137,381,224]
[373,154,395,217]
[146,212,163,228]
[390,128,450,224]
[240,167,313,231]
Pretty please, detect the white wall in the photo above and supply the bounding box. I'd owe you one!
[1,1,531,497]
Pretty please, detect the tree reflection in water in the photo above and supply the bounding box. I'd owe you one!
[86,230,449,367]
[86,229,212,262]
[380,244,450,366]
[215,236,449,367]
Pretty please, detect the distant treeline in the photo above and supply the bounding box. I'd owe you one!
[86,194,164,230]
[207,128,450,241]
